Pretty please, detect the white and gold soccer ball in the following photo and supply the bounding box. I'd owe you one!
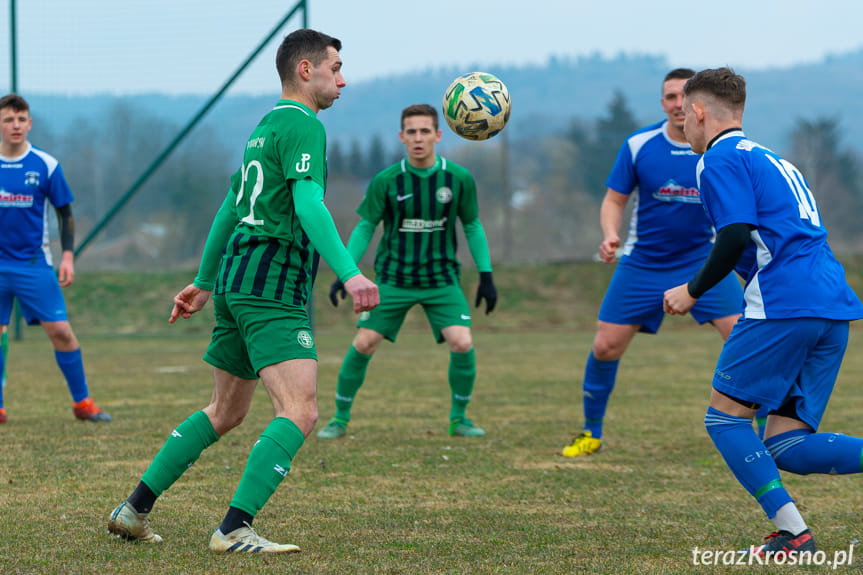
[442,71,511,141]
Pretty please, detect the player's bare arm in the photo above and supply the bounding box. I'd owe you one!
[169,284,212,323]
[598,189,628,263]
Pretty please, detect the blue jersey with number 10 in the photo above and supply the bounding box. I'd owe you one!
[0,143,74,268]
[697,131,863,320]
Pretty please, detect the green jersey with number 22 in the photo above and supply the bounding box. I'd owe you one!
[215,100,327,306]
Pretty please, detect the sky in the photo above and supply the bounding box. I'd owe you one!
[1,0,862,96]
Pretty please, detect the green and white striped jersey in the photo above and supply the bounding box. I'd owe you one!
[215,100,327,306]
[358,156,479,288]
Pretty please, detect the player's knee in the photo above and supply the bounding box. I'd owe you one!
[44,322,78,348]
[704,406,749,441]
[353,340,377,355]
[591,340,623,361]
[448,337,472,354]
[290,404,318,437]
[211,412,246,436]
[352,330,382,355]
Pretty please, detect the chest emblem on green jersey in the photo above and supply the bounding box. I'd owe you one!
[296,153,311,173]
[297,330,314,349]
[436,187,453,204]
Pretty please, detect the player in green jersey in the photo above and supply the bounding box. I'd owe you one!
[107,29,379,554]
[318,104,497,440]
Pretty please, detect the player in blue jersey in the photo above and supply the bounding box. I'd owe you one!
[561,69,744,457]
[664,67,863,558]
[0,93,111,424]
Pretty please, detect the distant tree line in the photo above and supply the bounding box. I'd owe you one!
[30,93,863,270]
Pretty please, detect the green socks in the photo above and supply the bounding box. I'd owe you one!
[229,417,305,517]
[332,346,477,424]
[334,345,372,421]
[137,411,306,520]
[448,348,476,421]
[141,410,220,496]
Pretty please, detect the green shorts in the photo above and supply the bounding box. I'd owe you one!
[203,292,316,380]
[357,283,471,344]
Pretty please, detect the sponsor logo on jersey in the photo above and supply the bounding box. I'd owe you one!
[400,216,447,233]
[297,330,314,348]
[296,153,311,173]
[396,193,413,202]
[436,186,453,203]
[0,163,23,168]
[24,171,40,186]
[653,179,701,204]
[460,314,471,320]
[670,149,697,156]
[0,189,34,208]
[246,136,266,149]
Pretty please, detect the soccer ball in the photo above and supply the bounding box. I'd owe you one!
[442,72,511,141]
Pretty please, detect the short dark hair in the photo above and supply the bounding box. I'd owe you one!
[0,93,29,113]
[664,68,696,83]
[401,104,438,130]
[683,67,746,109]
[275,29,342,87]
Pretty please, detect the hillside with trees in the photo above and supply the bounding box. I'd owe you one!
[18,50,863,269]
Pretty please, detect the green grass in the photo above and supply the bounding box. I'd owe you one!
[2,262,863,573]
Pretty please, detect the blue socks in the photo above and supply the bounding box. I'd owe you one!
[55,348,89,403]
[582,352,619,439]
[766,428,863,475]
[704,406,792,518]
[1,347,89,408]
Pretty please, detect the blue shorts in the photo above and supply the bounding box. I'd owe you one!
[598,258,743,333]
[0,265,68,325]
[712,317,849,431]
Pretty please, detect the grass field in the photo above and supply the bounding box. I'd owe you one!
[2,263,863,574]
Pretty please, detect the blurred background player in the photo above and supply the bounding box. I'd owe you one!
[664,66,863,557]
[107,29,378,553]
[0,93,111,424]
[319,104,496,440]
[561,69,743,457]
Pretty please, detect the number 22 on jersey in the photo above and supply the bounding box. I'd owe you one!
[236,160,264,226]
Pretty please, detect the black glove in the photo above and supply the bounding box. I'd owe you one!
[329,278,347,307]
[475,271,497,314]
